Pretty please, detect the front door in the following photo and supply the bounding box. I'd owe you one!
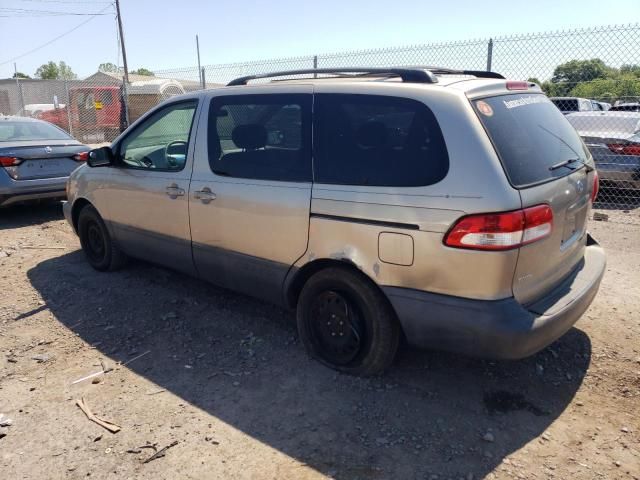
[189,88,313,304]
[104,99,200,274]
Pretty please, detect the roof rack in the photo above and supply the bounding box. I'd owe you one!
[227,68,438,86]
[226,67,505,86]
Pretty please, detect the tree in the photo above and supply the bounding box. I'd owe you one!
[570,75,640,103]
[12,72,30,79]
[34,61,77,80]
[98,62,120,73]
[620,64,640,77]
[130,68,154,76]
[550,59,612,96]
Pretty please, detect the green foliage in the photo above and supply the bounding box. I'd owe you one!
[570,75,640,102]
[98,62,120,73]
[12,72,30,79]
[130,68,154,76]
[34,61,77,80]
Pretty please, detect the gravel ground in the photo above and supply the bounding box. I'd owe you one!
[0,202,639,480]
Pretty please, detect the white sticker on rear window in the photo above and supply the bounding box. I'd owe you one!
[502,96,547,109]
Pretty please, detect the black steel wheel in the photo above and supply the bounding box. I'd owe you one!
[77,204,127,271]
[297,266,400,376]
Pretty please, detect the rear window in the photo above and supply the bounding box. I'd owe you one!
[0,120,71,142]
[474,94,590,187]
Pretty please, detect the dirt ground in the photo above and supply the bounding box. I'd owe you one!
[1,202,639,480]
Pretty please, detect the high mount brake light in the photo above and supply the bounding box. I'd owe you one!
[506,80,529,90]
[444,205,553,251]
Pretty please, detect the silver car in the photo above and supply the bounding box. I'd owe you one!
[0,116,89,207]
[64,68,606,375]
[566,111,640,189]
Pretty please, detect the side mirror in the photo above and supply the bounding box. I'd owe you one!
[87,146,115,167]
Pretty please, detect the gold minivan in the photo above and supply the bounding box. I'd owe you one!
[64,68,606,375]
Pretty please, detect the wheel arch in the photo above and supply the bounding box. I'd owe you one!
[71,197,93,233]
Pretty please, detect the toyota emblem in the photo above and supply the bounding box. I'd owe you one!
[44,146,52,154]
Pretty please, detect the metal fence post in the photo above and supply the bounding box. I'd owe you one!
[64,79,73,137]
[201,67,206,88]
[486,38,493,72]
[313,55,318,78]
[14,63,26,115]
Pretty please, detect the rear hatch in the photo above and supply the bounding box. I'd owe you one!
[472,93,597,305]
[0,140,87,180]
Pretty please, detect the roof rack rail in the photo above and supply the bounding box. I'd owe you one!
[423,67,505,79]
[227,68,439,86]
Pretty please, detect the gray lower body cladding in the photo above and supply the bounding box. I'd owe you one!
[383,236,606,359]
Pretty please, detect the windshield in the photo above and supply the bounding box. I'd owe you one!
[473,94,591,187]
[0,120,72,142]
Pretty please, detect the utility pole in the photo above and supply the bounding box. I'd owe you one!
[114,0,130,126]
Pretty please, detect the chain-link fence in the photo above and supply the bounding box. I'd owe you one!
[2,23,639,208]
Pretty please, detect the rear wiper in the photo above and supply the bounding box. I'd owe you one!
[549,158,594,172]
[549,158,579,171]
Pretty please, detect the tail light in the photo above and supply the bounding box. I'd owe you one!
[607,143,640,156]
[73,151,89,162]
[591,170,599,202]
[444,204,553,251]
[0,156,21,167]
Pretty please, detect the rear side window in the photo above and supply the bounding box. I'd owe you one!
[208,94,312,182]
[474,94,590,187]
[314,94,449,187]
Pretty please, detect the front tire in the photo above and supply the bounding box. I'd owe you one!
[77,205,127,271]
[296,267,400,376]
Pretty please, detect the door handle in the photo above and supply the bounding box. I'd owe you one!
[194,187,216,204]
[166,183,185,199]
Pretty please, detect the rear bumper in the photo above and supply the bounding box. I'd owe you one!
[0,172,67,207]
[62,200,74,230]
[383,235,606,359]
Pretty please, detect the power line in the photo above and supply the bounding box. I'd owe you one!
[0,3,114,66]
[19,0,111,4]
[0,7,110,16]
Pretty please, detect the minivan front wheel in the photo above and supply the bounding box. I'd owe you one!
[297,267,400,376]
[77,205,127,271]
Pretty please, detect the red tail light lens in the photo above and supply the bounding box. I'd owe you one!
[0,156,21,167]
[73,151,89,162]
[506,80,529,90]
[607,143,640,156]
[444,205,553,251]
[591,170,599,202]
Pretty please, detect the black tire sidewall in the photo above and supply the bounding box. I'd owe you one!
[78,206,112,271]
[297,267,398,376]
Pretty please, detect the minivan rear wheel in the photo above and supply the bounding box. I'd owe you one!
[78,205,127,271]
[297,267,400,376]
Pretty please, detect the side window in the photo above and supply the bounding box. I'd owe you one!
[314,94,449,187]
[207,94,311,182]
[119,101,197,171]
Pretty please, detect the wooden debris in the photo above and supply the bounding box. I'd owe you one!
[75,398,120,433]
[143,440,178,464]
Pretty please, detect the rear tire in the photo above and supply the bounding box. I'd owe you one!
[77,205,127,271]
[296,266,400,376]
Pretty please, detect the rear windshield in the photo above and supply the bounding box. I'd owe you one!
[473,94,590,187]
[0,120,72,142]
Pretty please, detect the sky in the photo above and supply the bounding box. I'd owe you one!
[0,0,639,80]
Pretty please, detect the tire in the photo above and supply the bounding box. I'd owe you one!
[296,266,400,376]
[77,204,127,271]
